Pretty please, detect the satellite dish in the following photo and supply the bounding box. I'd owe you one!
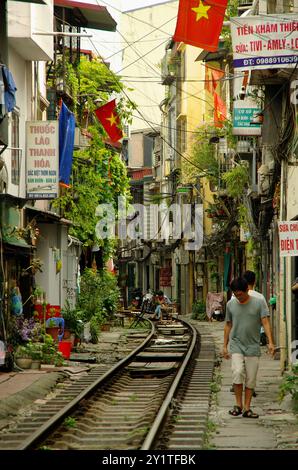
[0,162,8,193]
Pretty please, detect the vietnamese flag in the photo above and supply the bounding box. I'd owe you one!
[95,99,123,142]
[173,0,228,52]
[214,92,226,127]
[205,65,225,94]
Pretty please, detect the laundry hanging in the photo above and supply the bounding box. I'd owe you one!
[1,65,17,113]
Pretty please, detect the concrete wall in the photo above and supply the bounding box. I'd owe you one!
[8,0,53,61]
[129,133,144,167]
[34,223,61,305]
[121,1,178,132]
[34,223,80,309]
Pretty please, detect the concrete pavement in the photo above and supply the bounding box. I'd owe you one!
[0,322,297,450]
[189,319,298,450]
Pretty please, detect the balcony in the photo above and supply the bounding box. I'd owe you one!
[8,1,53,60]
[161,50,177,86]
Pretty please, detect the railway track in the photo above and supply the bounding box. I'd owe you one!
[0,318,215,450]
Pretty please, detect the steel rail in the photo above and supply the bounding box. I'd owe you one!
[141,318,197,450]
[17,320,154,450]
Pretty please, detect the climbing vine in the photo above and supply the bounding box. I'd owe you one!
[222,164,249,198]
[50,55,135,259]
[52,127,131,258]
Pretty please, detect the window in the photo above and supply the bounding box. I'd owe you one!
[11,109,20,185]
[177,117,187,154]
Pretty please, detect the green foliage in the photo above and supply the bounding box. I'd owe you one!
[279,364,298,406]
[39,333,65,366]
[15,344,33,359]
[78,56,136,124]
[222,164,249,198]
[15,335,64,366]
[191,300,206,321]
[185,124,220,183]
[78,269,120,323]
[51,57,134,258]
[52,127,131,254]
[203,419,217,450]
[61,300,84,338]
[63,417,77,428]
[221,0,239,51]
[185,122,236,185]
[90,315,100,344]
[26,341,43,360]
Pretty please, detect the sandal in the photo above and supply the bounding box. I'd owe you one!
[242,409,259,418]
[229,405,242,416]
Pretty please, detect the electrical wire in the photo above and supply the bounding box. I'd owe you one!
[84,36,225,179]
[97,0,178,35]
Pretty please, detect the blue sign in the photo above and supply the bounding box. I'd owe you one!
[233,108,261,128]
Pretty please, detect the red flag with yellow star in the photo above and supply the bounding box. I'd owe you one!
[95,99,123,142]
[173,0,228,52]
[214,92,226,127]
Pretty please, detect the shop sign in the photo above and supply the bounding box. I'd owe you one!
[231,15,298,71]
[160,267,172,287]
[278,221,298,257]
[26,121,59,199]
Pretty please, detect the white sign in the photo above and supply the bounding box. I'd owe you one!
[231,15,298,71]
[278,221,298,257]
[26,121,59,199]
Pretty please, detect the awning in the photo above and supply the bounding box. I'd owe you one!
[3,236,31,250]
[0,199,32,250]
[25,205,72,225]
[54,0,117,32]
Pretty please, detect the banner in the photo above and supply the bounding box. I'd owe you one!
[59,101,75,187]
[26,121,59,199]
[278,221,298,257]
[231,15,298,71]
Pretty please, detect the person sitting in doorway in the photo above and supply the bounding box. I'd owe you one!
[153,290,171,320]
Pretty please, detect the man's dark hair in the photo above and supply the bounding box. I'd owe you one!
[243,270,256,285]
[157,290,164,296]
[230,277,248,292]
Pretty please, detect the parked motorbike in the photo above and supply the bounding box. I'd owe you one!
[0,339,14,372]
[212,308,225,321]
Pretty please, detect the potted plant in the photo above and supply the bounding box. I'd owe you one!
[14,345,32,369]
[27,341,43,369]
[33,285,44,305]
[45,318,60,342]
[61,301,84,345]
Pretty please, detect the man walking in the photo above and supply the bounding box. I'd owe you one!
[223,277,275,418]
[243,270,269,306]
[229,270,270,393]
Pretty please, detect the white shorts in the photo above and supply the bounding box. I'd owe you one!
[231,353,259,389]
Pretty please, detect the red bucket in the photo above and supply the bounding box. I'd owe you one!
[58,341,72,359]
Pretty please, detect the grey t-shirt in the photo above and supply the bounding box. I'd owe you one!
[225,295,269,356]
